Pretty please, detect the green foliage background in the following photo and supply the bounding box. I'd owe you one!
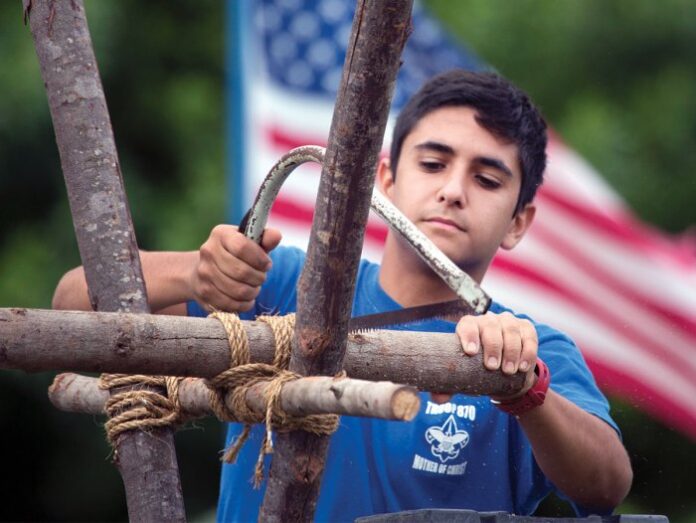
[0,1,694,521]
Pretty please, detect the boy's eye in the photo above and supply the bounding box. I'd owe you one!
[476,174,501,189]
[420,160,445,172]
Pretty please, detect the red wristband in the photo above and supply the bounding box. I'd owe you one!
[492,358,551,417]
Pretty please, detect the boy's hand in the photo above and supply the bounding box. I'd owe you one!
[190,225,282,312]
[457,311,538,390]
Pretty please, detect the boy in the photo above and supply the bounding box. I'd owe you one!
[54,70,632,521]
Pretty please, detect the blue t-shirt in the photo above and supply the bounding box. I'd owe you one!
[188,246,619,522]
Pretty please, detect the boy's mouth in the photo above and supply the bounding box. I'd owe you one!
[424,217,465,232]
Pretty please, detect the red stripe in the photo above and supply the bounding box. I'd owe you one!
[491,255,695,380]
[529,221,696,338]
[267,126,327,151]
[546,136,695,267]
[268,125,696,330]
[270,197,387,245]
[586,356,696,441]
[537,185,695,268]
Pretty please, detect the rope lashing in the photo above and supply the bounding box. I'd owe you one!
[97,311,339,486]
[99,374,187,448]
[206,311,339,487]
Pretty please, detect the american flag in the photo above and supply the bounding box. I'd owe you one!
[226,0,696,439]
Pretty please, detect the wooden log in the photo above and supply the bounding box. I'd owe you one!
[48,373,421,421]
[262,2,414,520]
[0,308,526,396]
[23,1,185,520]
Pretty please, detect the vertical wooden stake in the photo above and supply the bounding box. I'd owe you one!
[24,1,186,521]
[259,1,414,521]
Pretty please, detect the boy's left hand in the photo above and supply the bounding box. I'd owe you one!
[456,311,538,377]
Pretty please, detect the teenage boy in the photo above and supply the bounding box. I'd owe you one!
[53,70,632,521]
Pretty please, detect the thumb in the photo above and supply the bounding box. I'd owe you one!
[260,227,282,252]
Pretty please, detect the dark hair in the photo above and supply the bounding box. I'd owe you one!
[390,70,547,214]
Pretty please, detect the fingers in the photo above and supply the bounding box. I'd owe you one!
[456,316,480,356]
[192,224,280,312]
[457,312,538,376]
[518,319,538,373]
[260,227,282,253]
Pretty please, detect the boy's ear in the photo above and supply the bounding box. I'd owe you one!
[501,203,536,250]
[376,157,395,198]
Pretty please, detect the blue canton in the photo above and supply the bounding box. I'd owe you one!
[255,0,482,108]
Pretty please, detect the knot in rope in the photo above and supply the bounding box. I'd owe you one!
[207,311,339,487]
[99,374,187,448]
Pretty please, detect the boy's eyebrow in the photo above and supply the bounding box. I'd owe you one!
[474,156,514,178]
[413,141,515,178]
[414,141,455,155]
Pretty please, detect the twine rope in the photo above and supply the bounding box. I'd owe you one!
[206,311,339,487]
[98,311,339,487]
[98,374,187,447]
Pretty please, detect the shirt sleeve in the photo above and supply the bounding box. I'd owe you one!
[537,325,620,438]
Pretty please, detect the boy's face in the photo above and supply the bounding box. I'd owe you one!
[378,106,535,281]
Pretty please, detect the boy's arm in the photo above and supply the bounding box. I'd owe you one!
[457,313,632,512]
[517,390,632,511]
[52,225,281,315]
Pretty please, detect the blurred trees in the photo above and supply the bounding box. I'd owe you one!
[0,0,694,521]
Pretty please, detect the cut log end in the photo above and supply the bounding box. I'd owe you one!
[391,387,421,421]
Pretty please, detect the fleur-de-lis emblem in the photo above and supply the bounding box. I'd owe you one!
[425,414,470,462]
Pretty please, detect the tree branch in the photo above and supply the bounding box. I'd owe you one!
[49,373,421,422]
[0,308,526,397]
[24,1,184,519]
[262,2,415,520]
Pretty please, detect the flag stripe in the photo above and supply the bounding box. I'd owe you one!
[586,360,696,440]
[538,185,696,268]
[529,221,696,337]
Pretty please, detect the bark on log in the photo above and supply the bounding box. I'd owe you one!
[0,308,526,396]
[24,2,184,520]
[49,373,421,421]
[262,2,414,520]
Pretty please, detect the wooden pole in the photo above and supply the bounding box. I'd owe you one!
[260,2,414,520]
[0,308,526,396]
[48,373,422,422]
[23,2,185,520]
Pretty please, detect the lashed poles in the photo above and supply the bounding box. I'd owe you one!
[259,1,414,521]
[23,1,185,520]
[0,308,526,396]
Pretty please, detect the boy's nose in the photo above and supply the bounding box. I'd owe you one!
[436,175,466,208]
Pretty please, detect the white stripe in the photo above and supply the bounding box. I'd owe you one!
[545,141,626,213]
[535,203,696,310]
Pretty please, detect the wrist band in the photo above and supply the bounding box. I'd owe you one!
[492,358,550,417]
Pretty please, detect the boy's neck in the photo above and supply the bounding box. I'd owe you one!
[378,235,481,308]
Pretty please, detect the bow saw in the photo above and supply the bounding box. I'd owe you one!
[238,145,491,330]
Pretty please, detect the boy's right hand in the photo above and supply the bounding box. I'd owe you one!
[191,225,282,313]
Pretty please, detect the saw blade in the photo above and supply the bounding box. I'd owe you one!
[348,298,488,332]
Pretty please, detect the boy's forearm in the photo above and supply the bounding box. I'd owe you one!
[518,391,632,511]
[52,250,198,314]
[139,250,198,312]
